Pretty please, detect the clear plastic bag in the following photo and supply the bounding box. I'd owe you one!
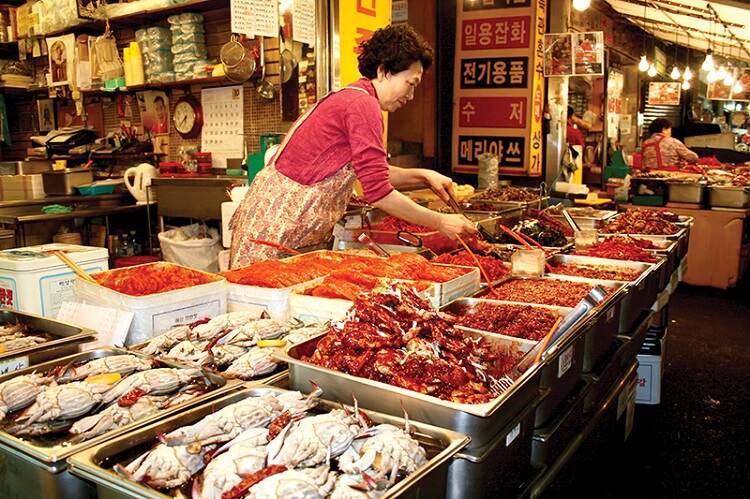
[167,13,204,24]
[158,223,222,272]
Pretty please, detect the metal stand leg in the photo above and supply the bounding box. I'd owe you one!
[145,187,153,255]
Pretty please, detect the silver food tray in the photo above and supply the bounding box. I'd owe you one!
[708,185,750,208]
[441,297,578,345]
[277,330,543,452]
[68,386,470,499]
[548,209,617,229]
[666,182,706,204]
[546,253,658,335]
[333,239,429,256]
[599,226,687,240]
[0,309,97,369]
[447,390,547,499]
[440,296,590,426]
[0,347,238,464]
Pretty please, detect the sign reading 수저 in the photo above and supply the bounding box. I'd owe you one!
[452,0,547,176]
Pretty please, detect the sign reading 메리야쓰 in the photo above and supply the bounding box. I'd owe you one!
[452,0,546,176]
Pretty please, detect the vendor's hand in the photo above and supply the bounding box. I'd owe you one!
[422,170,455,202]
[438,213,477,240]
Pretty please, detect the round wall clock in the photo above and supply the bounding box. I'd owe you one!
[173,94,203,139]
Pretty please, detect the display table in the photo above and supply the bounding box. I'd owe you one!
[623,204,750,289]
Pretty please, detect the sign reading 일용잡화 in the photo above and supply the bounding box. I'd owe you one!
[453,0,547,176]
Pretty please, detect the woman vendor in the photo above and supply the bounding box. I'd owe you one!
[641,118,698,169]
[229,25,476,268]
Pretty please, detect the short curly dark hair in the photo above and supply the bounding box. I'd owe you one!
[357,24,433,79]
[649,118,672,136]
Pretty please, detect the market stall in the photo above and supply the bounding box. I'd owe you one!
[0,182,691,498]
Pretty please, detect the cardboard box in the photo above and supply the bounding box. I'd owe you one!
[0,174,45,200]
[635,326,667,405]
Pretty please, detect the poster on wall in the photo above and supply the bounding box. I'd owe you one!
[543,33,573,77]
[730,69,750,101]
[231,0,279,38]
[37,99,55,132]
[452,0,546,176]
[648,82,681,106]
[137,91,170,135]
[573,31,604,75]
[707,78,733,101]
[46,34,76,87]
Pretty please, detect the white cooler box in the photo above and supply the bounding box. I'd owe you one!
[74,262,227,345]
[0,243,109,317]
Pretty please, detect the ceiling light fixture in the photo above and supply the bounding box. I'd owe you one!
[639,55,650,72]
[572,0,591,12]
[733,80,743,94]
[702,49,715,72]
[648,63,657,77]
[683,66,693,81]
[682,80,691,90]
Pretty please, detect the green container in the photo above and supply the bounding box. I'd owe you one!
[246,133,284,184]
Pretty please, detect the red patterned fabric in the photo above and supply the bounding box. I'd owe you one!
[275,78,394,203]
[228,87,367,269]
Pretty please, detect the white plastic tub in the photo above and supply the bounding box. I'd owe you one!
[0,244,109,317]
[74,262,227,345]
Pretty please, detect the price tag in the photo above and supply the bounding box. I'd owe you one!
[557,346,573,378]
[505,422,521,447]
[0,355,29,375]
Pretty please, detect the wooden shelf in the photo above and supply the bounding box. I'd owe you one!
[19,0,229,39]
[81,76,234,96]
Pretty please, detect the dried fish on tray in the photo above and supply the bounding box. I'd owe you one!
[68,386,469,499]
[131,311,328,382]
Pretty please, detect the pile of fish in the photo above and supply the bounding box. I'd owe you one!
[0,321,50,354]
[132,312,327,380]
[115,388,428,499]
[0,354,212,442]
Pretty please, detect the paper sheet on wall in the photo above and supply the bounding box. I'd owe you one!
[201,86,244,168]
[231,0,279,38]
[293,0,316,46]
[57,301,133,349]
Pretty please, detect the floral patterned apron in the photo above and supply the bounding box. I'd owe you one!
[229,86,368,268]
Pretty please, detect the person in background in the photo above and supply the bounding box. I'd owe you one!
[641,118,698,169]
[229,24,476,269]
[566,106,585,147]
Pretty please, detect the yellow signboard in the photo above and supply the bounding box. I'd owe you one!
[452,0,547,176]
[337,0,391,88]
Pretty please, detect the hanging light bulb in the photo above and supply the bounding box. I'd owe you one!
[724,71,735,87]
[716,65,727,79]
[707,70,719,83]
[733,80,743,94]
[670,66,681,80]
[702,49,715,71]
[638,55,649,72]
[647,63,657,77]
[682,80,691,90]
[683,66,693,81]
[572,0,591,11]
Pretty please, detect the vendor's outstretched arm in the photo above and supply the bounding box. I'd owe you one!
[388,166,454,201]
[372,190,476,239]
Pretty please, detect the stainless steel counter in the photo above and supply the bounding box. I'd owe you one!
[151,176,245,219]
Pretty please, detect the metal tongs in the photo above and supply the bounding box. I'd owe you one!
[357,232,390,257]
[434,187,501,243]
